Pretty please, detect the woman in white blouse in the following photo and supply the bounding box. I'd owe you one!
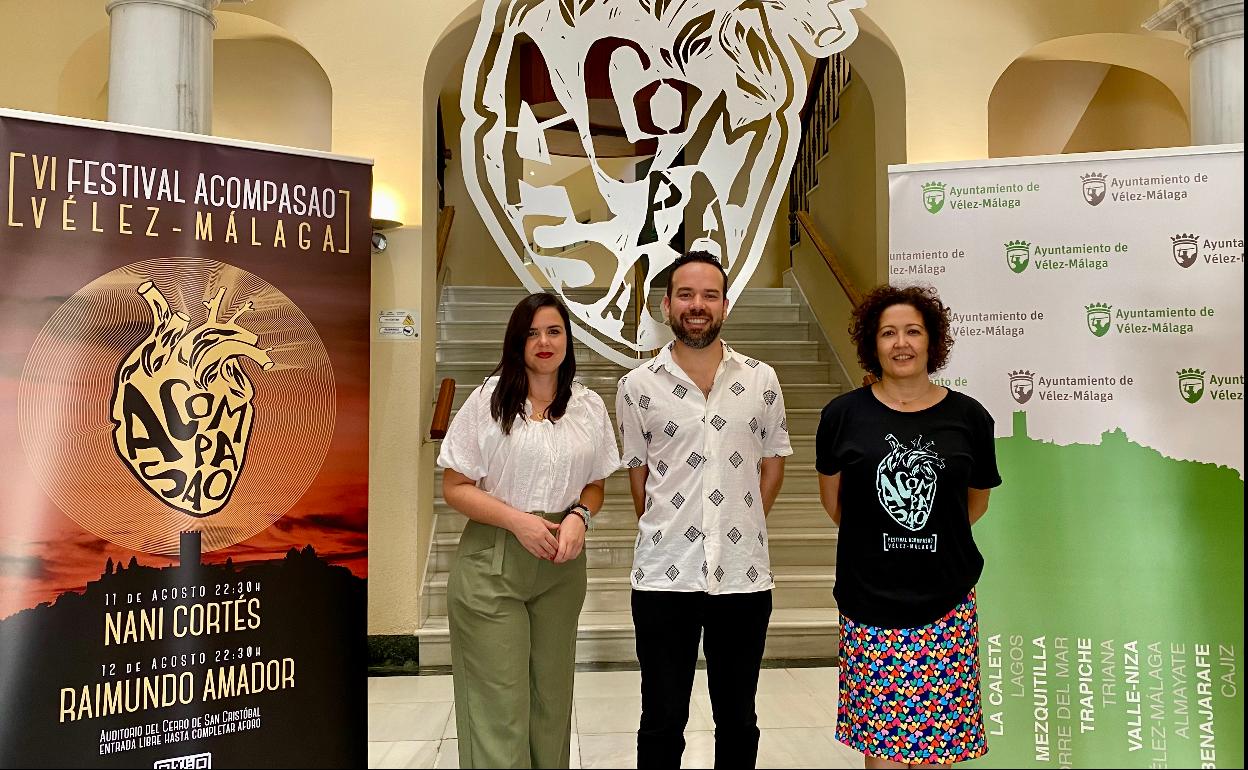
[438,292,620,769]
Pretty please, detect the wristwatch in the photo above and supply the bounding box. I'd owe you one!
[566,503,593,531]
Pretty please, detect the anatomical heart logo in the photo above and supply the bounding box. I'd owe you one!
[112,282,273,517]
[19,259,337,556]
[461,0,863,366]
[875,434,945,531]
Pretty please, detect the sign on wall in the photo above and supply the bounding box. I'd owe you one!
[0,109,371,768]
[889,144,1244,768]
[461,0,865,366]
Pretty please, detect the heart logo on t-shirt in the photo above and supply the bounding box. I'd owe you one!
[875,434,945,532]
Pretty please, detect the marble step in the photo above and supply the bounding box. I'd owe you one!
[433,500,836,535]
[434,462,828,498]
[440,383,841,411]
[428,527,839,573]
[424,565,837,617]
[438,320,814,343]
[442,286,797,306]
[437,359,833,384]
[439,303,803,324]
[414,607,839,666]
[436,339,826,363]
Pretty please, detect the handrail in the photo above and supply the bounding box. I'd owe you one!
[799,57,830,124]
[430,377,456,440]
[793,211,875,387]
[794,211,863,308]
[436,205,455,276]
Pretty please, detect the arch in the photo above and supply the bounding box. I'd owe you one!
[1020,33,1189,117]
[989,33,1190,158]
[54,9,334,150]
[57,27,110,121]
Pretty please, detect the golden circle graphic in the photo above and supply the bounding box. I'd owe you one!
[18,258,337,556]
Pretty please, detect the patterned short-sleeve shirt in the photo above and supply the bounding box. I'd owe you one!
[616,341,792,594]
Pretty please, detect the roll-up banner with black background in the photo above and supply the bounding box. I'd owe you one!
[0,109,371,768]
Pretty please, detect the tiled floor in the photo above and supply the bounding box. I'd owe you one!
[367,667,866,769]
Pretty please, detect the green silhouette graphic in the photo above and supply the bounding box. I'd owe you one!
[974,412,1244,768]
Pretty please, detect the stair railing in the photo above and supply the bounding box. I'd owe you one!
[788,54,852,248]
[435,205,455,283]
[431,205,457,441]
[430,378,456,440]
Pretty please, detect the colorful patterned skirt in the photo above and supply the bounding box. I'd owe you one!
[835,589,987,764]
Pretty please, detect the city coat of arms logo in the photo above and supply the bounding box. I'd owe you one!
[1171,233,1200,268]
[1009,370,1035,404]
[922,181,946,214]
[1005,240,1030,273]
[1085,302,1112,337]
[460,0,864,367]
[1177,368,1206,403]
[1081,172,1106,206]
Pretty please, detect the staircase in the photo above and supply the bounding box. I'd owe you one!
[416,285,853,665]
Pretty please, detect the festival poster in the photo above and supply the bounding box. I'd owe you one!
[0,109,370,768]
[888,145,1244,768]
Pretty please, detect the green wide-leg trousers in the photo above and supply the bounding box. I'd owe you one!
[448,515,587,769]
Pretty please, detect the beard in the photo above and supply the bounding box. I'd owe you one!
[669,312,723,349]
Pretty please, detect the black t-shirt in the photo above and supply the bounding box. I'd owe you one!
[816,386,1002,629]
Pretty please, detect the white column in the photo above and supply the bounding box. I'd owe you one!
[106,0,218,133]
[1146,0,1244,145]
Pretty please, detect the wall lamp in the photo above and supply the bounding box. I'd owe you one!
[371,218,403,253]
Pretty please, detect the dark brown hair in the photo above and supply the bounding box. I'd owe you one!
[666,251,728,296]
[850,284,953,378]
[489,293,576,434]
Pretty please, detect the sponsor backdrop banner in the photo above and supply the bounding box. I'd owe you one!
[889,145,1243,768]
[0,110,370,768]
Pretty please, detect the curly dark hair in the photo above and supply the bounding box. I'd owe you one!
[850,284,953,378]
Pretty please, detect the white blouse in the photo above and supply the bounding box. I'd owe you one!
[437,377,622,513]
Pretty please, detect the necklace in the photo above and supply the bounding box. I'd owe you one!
[877,381,936,410]
[529,392,555,420]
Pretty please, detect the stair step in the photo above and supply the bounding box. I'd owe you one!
[438,406,826,443]
[440,383,840,411]
[436,339,825,363]
[413,607,840,665]
[434,459,827,496]
[439,303,803,323]
[435,506,836,534]
[427,527,839,573]
[442,286,796,306]
[426,285,853,663]
[438,360,833,384]
[438,320,813,342]
[423,566,836,616]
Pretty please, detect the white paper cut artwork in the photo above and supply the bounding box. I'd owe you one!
[461,0,864,367]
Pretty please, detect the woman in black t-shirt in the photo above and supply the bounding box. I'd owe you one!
[816,284,1001,768]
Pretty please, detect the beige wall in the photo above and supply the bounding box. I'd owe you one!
[858,0,1184,162]
[990,60,1111,158]
[990,59,1189,158]
[214,38,333,151]
[1063,65,1190,153]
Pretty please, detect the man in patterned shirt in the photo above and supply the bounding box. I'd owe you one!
[616,251,792,769]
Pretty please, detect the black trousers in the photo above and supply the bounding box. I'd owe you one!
[632,589,773,769]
